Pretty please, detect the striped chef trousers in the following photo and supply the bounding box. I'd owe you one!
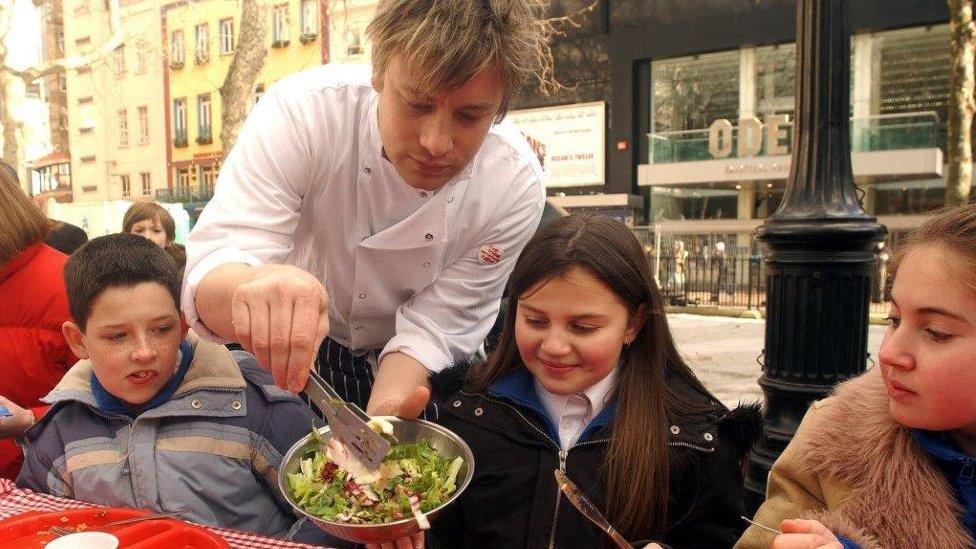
[314,337,440,421]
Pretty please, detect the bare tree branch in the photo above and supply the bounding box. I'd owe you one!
[533,0,600,96]
[5,0,124,85]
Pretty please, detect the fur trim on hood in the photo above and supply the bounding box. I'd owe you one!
[798,368,972,549]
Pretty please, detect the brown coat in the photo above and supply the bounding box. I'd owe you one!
[736,368,973,549]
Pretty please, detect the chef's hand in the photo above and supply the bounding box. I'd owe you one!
[365,531,424,549]
[772,519,842,549]
[367,353,431,419]
[231,264,329,392]
[0,397,36,438]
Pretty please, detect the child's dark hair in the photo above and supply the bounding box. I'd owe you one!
[64,233,181,331]
[467,214,720,540]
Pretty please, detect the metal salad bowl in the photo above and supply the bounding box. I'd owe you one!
[278,417,475,544]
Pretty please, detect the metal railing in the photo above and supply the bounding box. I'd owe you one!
[155,183,214,204]
[651,252,892,316]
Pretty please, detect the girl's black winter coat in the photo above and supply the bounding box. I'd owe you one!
[427,367,761,549]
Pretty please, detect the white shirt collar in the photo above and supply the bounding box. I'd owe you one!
[534,367,619,450]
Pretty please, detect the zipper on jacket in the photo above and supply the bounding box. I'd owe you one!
[548,449,568,549]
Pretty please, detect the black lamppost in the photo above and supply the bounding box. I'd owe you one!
[744,0,887,511]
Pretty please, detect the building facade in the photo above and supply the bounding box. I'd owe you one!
[161,0,328,213]
[61,0,173,203]
[511,0,959,249]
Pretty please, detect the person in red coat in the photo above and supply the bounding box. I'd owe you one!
[0,166,76,480]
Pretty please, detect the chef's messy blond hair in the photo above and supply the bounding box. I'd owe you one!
[366,0,549,120]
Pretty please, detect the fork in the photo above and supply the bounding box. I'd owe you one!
[49,509,189,536]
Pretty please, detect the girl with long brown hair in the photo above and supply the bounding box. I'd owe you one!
[425,214,759,549]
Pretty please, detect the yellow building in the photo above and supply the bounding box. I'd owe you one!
[162,0,327,197]
[63,0,177,203]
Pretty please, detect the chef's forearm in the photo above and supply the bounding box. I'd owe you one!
[368,352,431,413]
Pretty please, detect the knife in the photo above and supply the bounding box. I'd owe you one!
[554,469,632,549]
[303,369,391,470]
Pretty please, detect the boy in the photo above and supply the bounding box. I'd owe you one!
[16,234,318,539]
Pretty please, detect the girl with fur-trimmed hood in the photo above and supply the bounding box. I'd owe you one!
[737,204,976,549]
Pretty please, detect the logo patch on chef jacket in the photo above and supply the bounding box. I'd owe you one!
[479,244,501,264]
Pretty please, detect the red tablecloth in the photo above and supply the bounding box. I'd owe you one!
[0,478,320,548]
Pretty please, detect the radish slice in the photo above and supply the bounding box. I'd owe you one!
[408,494,430,530]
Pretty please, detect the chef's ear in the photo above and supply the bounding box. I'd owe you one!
[371,68,384,93]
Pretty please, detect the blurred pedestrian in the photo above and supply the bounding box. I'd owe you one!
[46,221,88,255]
[0,166,76,480]
[122,202,185,272]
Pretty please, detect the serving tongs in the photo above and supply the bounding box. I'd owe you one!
[554,469,631,549]
[303,369,391,470]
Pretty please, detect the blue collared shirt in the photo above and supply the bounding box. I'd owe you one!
[487,368,617,449]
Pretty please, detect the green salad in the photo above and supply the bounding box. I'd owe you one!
[286,428,464,525]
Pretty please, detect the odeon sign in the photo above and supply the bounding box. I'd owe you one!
[708,115,791,159]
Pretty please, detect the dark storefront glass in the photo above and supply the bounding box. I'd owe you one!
[754,43,796,119]
[652,50,740,133]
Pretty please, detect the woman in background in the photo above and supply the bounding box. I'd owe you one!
[0,168,76,479]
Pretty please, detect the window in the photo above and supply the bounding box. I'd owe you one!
[219,18,234,55]
[173,97,187,146]
[272,4,289,46]
[75,36,91,46]
[176,167,190,188]
[195,23,209,63]
[118,109,128,147]
[197,94,212,144]
[140,172,151,195]
[200,164,218,189]
[137,105,149,144]
[113,45,125,75]
[345,29,362,56]
[300,0,317,40]
[170,30,185,67]
[135,45,147,74]
[78,96,93,105]
[80,155,96,163]
[120,174,130,197]
[58,74,66,91]
[55,31,64,55]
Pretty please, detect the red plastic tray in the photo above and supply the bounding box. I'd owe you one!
[0,507,229,548]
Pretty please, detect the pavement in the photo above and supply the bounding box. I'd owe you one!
[666,313,888,408]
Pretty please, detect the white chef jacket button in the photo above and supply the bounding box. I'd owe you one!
[447,196,454,203]
[354,324,365,331]
[364,166,372,175]
[423,260,431,268]
[425,233,434,241]
[359,292,367,300]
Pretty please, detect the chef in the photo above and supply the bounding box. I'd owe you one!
[182,0,547,419]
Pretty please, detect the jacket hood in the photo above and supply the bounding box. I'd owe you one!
[798,367,972,548]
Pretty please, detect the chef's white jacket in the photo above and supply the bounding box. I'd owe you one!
[182,65,545,372]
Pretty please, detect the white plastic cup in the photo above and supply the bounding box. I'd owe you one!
[45,531,120,549]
